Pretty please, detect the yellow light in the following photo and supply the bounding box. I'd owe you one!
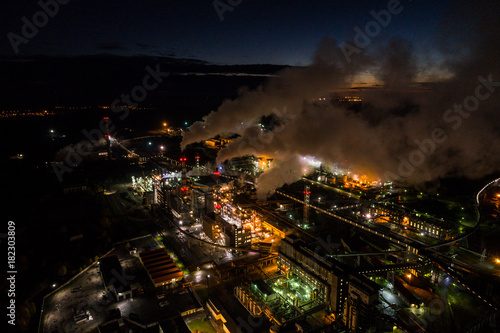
[407,274,411,279]
[163,122,167,127]
[495,258,500,264]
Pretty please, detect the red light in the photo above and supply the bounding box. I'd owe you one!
[103,117,109,120]
[181,186,188,191]
[104,134,110,137]
[196,156,200,159]
[214,204,221,209]
[180,157,187,162]
[303,191,311,195]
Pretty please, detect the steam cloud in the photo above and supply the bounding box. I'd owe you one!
[182,1,500,198]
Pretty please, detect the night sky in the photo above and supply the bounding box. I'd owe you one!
[2,0,451,65]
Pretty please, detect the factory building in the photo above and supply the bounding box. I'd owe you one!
[98,255,133,302]
[262,221,291,239]
[203,212,252,248]
[202,213,222,242]
[277,235,380,328]
[204,137,233,149]
[343,274,379,332]
[139,248,183,288]
[220,222,252,248]
[278,235,348,313]
[225,155,260,175]
[367,202,451,239]
[256,156,273,170]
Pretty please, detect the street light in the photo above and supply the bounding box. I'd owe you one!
[207,274,211,298]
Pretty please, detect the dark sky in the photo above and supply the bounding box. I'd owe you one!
[2,0,451,65]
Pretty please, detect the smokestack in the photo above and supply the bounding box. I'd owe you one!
[304,184,310,225]
[180,157,187,188]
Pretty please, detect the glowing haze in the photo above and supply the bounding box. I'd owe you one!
[182,1,500,198]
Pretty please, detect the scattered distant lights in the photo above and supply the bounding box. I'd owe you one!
[148,142,152,145]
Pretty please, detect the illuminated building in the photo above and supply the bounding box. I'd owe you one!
[204,137,233,149]
[278,235,347,313]
[203,213,222,241]
[342,275,378,332]
[220,222,252,248]
[225,155,261,174]
[367,202,451,239]
[277,235,380,322]
[256,156,273,170]
[261,221,289,239]
[336,96,362,102]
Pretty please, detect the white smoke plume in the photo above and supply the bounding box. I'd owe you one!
[182,1,500,199]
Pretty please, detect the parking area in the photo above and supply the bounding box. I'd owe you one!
[41,234,187,332]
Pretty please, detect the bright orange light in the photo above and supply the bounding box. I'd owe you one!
[163,122,167,127]
[407,274,412,279]
[495,258,500,264]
